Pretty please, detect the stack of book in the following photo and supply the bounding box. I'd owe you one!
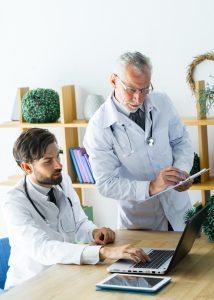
[69,147,95,184]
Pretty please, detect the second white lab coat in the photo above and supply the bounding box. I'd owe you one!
[84,92,194,231]
[3,172,100,289]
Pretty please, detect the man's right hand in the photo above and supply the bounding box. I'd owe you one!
[99,244,151,263]
[149,166,187,196]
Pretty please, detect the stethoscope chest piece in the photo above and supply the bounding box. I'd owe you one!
[146,136,155,146]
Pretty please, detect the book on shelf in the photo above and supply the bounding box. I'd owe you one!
[69,147,95,184]
[73,148,90,183]
[81,153,95,184]
[69,148,83,183]
[83,153,93,175]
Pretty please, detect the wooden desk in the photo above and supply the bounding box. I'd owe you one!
[1,230,214,300]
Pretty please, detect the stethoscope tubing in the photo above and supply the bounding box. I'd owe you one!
[110,111,154,152]
[24,176,76,227]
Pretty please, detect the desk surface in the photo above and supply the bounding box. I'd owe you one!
[1,230,214,300]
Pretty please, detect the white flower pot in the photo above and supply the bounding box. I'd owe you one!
[84,94,105,120]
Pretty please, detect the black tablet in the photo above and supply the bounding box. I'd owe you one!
[96,273,171,293]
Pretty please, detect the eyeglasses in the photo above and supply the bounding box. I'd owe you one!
[116,75,153,95]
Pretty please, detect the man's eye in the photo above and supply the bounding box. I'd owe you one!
[128,88,137,93]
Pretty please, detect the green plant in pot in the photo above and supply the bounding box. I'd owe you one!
[198,84,214,117]
[186,52,214,118]
[184,201,203,225]
[189,152,201,183]
[184,196,214,242]
[22,88,60,123]
[202,195,214,241]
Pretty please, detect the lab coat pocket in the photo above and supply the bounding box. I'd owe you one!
[153,127,171,160]
[60,214,76,242]
[111,126,134,157]
[60,213,75,233]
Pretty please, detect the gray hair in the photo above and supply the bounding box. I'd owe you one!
[114,51,152,78]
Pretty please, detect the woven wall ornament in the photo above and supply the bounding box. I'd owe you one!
[186,52,214,93]
[22,88,60,123]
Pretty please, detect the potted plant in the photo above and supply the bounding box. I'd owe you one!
[184,196,214,242]
[22,88,60,123]
[186,52,214,118]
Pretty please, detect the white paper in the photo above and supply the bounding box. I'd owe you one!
[149,168,210,199]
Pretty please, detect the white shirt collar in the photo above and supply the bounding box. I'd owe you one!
[28,176,51,196]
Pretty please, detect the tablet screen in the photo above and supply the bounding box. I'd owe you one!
[103,274,163,288]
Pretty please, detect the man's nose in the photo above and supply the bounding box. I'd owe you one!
[54,159,62,169]
[133,92,144,103]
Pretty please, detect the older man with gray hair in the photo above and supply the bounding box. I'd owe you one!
[84,51,194,231]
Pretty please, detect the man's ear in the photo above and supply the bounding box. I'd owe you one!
[21,162,33,174]
[110,73,117,89]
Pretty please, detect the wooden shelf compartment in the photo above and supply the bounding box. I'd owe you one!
[182,117,214,126]
[72,183,96,189]
[0,120,88,129]
[191,177,214,190]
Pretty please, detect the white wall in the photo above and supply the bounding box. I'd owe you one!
[0,0,214,235]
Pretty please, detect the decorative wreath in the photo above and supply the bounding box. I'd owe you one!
[186,52,214,93]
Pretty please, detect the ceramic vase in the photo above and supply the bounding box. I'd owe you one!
[84,94,105,120]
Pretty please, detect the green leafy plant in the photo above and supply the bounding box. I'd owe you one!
[198,85,214,116]
[184,196,214,242]
[189,153,201,183]
[22,88,60,123]
[202,195,214,241]
[184,201,202,224]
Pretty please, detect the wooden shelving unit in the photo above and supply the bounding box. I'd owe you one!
[0,80,213,205]
[0,85,94,203]
[182,80,212,206]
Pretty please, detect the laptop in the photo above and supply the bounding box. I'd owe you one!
[107,203,210,275]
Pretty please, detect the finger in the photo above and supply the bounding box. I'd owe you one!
[103,229,115,243]
[163,166,180,172]
[162,169,187,182]
[96,232,105,244]
[102,231,113,245]
[108,230,115,242]
[126,247,151,262]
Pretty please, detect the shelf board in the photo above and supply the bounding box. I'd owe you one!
[63,120,88,128]
[182,117,214,126]
[1,175,214,190]
[190,177,214,190]
[0,121,20,128]
[0,175,96,189]
[0,120,89,129]
[72,183,96,189]
[3,118,214,128]
[0,174,24,186]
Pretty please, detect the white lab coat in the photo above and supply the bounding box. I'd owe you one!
[83,92,193,231]
[3,172,100,289]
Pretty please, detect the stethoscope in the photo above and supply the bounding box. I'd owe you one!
[146,111,154,146]
[24,176,76,228]
[110,111,154,155]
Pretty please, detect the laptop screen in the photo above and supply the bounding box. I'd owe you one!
[168,203,210,272]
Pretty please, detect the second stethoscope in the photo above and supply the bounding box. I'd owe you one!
[24,176,76,228]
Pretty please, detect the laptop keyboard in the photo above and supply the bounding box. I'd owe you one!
[133,250,174,269]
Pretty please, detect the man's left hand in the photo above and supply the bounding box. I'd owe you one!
[174,171,193,192]
[92,227,115,245]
